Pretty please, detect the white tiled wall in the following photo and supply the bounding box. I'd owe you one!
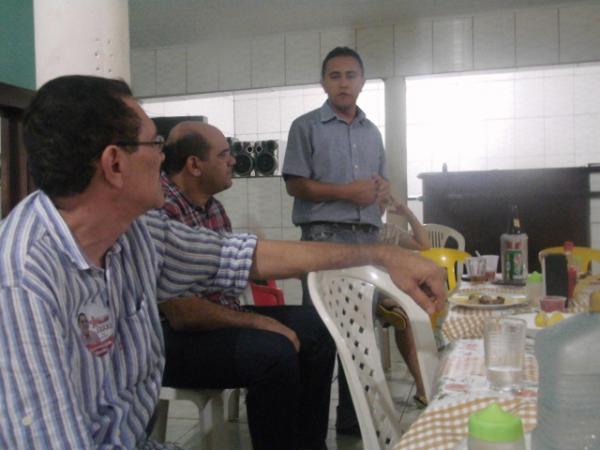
[141,81,386,304]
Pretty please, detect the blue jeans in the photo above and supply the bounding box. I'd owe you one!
[162,305,335,450]
[300,222,379,431]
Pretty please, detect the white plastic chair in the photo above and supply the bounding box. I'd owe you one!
[308,266,439,450]
[151,387,239,444]
[424,223,465,250]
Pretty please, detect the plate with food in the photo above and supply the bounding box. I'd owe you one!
[449,292,528,309]
[509,312,575,337]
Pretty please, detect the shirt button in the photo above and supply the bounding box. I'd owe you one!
[354,165,358,169]
[352,144,357,148]
[22,415,32,426]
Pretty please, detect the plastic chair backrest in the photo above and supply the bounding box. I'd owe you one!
[308,266,439,450]
[420,248,471,291]
[424,223,465,250]
[538,246,600,274]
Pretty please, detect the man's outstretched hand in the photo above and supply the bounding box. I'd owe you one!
[381,247,447,315]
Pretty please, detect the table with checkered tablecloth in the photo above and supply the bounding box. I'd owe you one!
[393,339,538,450]
[440,282,530,342]
[440,280,595,342]
[393,279,599,450]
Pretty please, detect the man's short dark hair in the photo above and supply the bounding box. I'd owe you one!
[23,75,139,198]
[161,132,211,175]
[321,47,364,78]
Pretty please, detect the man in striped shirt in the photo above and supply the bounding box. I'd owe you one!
[0,75,446,449]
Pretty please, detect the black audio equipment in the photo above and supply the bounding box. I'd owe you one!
[254,140,278,176]
[231,140,254,177]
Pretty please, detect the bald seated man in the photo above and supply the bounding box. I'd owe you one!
[158,122,337,450]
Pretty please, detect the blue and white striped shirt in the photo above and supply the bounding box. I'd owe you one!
[0,191,256,449]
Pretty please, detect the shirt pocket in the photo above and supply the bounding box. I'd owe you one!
[119,294,161,387]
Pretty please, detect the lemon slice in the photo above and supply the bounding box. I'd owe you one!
[535,311,548,328]
[548,311,565,326]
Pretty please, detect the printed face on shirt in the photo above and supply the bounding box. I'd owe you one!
[76,301,115,357]
[198,127,236,196]
[121,97,166,213]
[321,55,365,116]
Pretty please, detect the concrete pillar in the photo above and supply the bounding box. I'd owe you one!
[384,76,408,226]
[34,0,130,88]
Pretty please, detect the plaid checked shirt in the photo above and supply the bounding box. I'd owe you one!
[161,173,244,310]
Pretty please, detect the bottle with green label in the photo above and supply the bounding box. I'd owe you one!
[501,205,528,283]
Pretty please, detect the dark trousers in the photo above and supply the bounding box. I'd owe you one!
[162,305,336,450]
[300,222,380,431]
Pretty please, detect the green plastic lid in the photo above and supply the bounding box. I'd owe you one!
[468,403,524,442]
[527,271,542,283]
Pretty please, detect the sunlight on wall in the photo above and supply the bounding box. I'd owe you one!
[406,62,600,199]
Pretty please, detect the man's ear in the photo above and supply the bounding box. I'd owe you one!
[186,155,203,177]
[98,145,126,188]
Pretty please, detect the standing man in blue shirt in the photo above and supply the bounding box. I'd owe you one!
[283,46,389,436]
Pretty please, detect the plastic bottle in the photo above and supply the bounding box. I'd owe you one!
[531,291,600,449]
[564,241,577,307]
[500,205,528,283]
[468,403,525,449]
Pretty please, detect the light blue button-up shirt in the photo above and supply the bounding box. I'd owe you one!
[282,101,386,228]
[0,191,256,449]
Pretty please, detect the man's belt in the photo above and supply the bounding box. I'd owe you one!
[307,221,379,233]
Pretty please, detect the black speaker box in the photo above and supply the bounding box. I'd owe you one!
[254,140,278,176]
[231,140,254,177]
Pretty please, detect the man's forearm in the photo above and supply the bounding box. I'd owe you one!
[251,240,447,315]
[159,295,259,331]
[251,240,398,280]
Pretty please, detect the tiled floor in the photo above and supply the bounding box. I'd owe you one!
[161,342,424,450]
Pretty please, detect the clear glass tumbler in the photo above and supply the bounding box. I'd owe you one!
[484,317,526,391]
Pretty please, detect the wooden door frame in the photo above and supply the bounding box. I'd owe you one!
[0,82,35,218]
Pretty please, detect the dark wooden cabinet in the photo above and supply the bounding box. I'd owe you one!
[419,168,595,272]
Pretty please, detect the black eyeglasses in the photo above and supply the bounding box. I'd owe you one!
[114,135,165,152]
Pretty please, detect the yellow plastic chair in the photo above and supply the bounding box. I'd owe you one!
[420,248,471,292]
[538,246,600,274]
[420,248,471,328]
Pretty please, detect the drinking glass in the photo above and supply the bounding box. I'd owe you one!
[482,255,499,281]
[484,317,526,391]
[466,257,487,282]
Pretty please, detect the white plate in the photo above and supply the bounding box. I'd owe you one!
[449,293,528,310]
[508,312,574,337]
